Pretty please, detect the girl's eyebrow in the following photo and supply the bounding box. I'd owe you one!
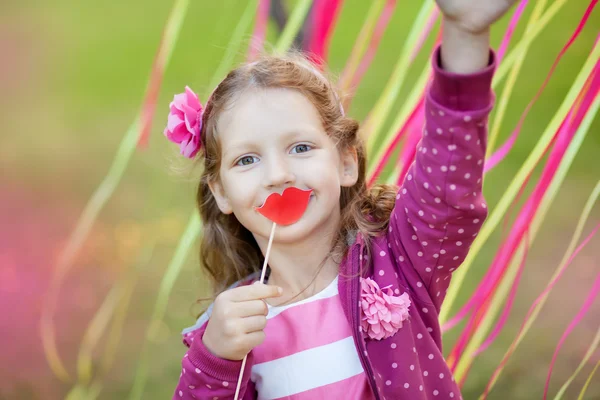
[278,127,323,142]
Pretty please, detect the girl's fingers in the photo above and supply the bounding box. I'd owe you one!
[242,315,268,333]
[228,283,283,302]
[244,330,267,348]
[230,299,269,318]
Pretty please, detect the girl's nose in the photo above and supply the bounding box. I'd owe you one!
[263,155,295,189]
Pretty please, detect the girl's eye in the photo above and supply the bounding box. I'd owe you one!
[291,144,312,154]
[236,156,258,166]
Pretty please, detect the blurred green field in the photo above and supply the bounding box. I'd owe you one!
[1,0,599,399]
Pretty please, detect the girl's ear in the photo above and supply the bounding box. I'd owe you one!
[340,146,359,187]
[208,179,234,214]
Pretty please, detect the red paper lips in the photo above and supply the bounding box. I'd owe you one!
[256,187,313,225]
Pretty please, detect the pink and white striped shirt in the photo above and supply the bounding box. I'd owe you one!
[250,276,375,400]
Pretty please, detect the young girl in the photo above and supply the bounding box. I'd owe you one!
[165,1,516,399]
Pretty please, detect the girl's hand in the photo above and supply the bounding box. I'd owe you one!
[435,0,518,34]
[202,283,283,361]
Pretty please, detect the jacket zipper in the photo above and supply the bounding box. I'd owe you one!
[350,245,381,400]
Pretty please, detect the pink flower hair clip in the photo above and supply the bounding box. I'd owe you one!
[360,277,411,340]
[164,86,204,158]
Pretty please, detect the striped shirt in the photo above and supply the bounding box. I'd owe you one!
[250,276,375,400]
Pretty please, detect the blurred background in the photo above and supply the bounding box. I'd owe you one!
[0,0,599,399]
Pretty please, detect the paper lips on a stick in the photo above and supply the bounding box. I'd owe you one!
[235,187,312,399]
[255,187,313,225]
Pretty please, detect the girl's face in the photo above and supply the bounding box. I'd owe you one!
[209,88,358,244]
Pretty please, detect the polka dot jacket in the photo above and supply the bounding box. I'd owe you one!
[173,45,495,400]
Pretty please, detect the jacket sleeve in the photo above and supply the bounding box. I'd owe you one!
[386,45,495,313]
[173,322,257,400]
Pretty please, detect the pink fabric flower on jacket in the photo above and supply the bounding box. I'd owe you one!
[360,277,411,340]
[164,86,203,158]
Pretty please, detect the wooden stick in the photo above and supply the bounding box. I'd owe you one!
[234,222,277,399]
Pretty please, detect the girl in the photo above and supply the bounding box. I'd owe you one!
[165,1,516,399]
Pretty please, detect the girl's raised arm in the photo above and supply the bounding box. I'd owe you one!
[385,1,518,315]
[385,30,495,314]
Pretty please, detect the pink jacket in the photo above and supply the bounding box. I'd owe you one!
[173,45,495,400]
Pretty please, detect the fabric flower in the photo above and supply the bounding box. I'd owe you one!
[360,277,411,340]
[164,86,203,158]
